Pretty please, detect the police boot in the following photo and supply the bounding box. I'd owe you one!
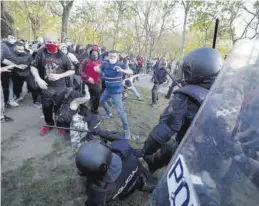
[138,163,157,193]
[144,141,178,173]
[134,136,161,157]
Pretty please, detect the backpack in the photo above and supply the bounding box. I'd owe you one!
[56,89,83,125]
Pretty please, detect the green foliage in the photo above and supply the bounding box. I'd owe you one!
[4,1,60,40]
[5,0,252,58]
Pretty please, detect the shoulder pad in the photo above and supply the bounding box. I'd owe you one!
[174,85,209,105]
[110,139,132,159]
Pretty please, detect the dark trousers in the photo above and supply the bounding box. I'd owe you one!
[1,72,10,104]
[12,73,40,103]
[12,73,24,98]
[101,79,106,94]
[87,82,101,113]
[151,83,160,104]
[41,87,66,126]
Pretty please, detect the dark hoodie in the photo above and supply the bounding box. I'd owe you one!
[6,42,33,77]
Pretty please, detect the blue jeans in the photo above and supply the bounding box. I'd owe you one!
[100,89,130,139]
[129,85,141,99]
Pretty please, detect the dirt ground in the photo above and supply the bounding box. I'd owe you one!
[1,86,169,206]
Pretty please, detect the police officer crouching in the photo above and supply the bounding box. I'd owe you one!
[75,139,157,206]
[135,47,223,173]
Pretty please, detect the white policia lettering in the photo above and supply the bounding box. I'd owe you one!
[112,166,139,199]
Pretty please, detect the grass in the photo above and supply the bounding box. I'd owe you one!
[1,87,169,206]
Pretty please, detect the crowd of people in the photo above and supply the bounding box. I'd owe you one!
[1,32,223,205]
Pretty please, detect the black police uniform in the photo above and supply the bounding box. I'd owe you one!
[79,139,155,206]
[137,47,223,173]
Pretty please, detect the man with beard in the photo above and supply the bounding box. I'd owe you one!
[134,48,223,173]
[80,45,102,114]
[30,33,75,136]
[7,41,41,108]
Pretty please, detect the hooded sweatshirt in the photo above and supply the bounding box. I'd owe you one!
[80,58,101,85]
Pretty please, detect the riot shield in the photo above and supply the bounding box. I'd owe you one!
[146,38,259,206]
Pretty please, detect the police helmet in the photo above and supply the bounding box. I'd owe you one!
[75,140,112,178]
[182,48,223,84]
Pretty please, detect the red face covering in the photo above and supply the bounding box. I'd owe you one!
[45,43,58,54]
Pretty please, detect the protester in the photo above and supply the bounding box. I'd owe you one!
[80,45,102,114]
[134,48,223,173]
[0,65,14,123]
[64,38,75,53]
[7,41,42,107]
[78,44,92,63]
[1,34,20,107]
[136,56,143,74]
[122,74,144,101]
[30,33,75,136]
[75,44,84,59]
[150,58,168,107]
[95,50,133,140]
[31,36,44,53]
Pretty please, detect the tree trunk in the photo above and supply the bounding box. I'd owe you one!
[180,1,189,59]
[204,29,208,46]
[60,1,74,42]
[113,10,122,50]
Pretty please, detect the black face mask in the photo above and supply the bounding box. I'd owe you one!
[14,50,26,56]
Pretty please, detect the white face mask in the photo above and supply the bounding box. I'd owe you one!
[61,48,68,54]
[109,59,117,64]
[66,41,71,46]
[8,38,16,45]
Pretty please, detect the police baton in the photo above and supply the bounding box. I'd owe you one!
[44,125,91,133]
[44,120,101,133]
[163,68,182,88]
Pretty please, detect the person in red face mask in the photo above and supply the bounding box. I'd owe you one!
[30,33,75,136]
[80,45,102,114]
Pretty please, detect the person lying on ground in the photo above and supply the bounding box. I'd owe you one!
[75,139,157,206]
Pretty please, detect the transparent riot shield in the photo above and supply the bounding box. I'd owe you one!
[146,38,259,206]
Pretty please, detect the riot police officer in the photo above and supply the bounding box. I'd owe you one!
[75,139,157,206]
[135,47,223,173]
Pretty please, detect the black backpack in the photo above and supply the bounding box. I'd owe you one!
[56,89,83,125]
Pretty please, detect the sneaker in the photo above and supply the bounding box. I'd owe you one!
[150,103,157,108]
[33,102,42,109]
[124,130,131,140]
[137,97,144,101]
[8,100,19,107]
[101,113,113,119]
[40,126,51,136]
[1,115,14,123]
[58,129,66,136]
[14,96,24,103]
